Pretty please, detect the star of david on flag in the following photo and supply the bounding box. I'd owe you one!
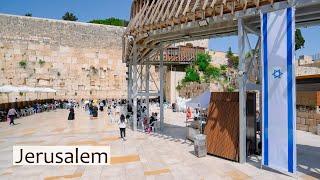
[272,69,283,79]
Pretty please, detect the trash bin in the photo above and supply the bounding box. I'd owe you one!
[194,134,207,158]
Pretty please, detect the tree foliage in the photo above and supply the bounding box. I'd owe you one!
[295,29,305,51]
[62,12,78,21]
[195,53,211,71]
[25,13,32,17]
[226,47,239,69]
[183,66,200,83]
[220,64,227,71]
[89,17,129,27]
[204,65,221,80]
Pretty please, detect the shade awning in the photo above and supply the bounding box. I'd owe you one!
[0,85,57,93]
[186,91,211,109]
[0,85,20,93]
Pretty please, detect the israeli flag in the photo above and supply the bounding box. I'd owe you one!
[261,7,296,173]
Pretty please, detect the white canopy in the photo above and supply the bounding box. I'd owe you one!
[0,85,20,93]
[0,85,56,93]
[39,87,57,93]
[186,91,211,109]
[19,86,36,93]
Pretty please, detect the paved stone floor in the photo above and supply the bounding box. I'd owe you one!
[0,108,319,180]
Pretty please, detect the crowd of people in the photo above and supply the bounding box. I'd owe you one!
[1,100,75,126]
[1,97,163,141]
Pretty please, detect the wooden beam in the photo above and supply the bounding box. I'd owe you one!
[210,0,217,8]
[162,0,175,21]
[135,2,149,28]
[155,0,169,23]
[183,0,192,16]
[203,0,210,10]
[169,0,180,19]
[175,0,186,18]
[140,0,157,27]
[147,0,163,25]
[192,0,201,13]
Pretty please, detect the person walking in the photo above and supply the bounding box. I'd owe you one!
[7,107,18,126]
[107,106,114,123]
[68,107,75,121]
[99,101,104,112]
[118,114,126,140]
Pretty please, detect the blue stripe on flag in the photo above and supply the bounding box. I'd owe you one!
[263,13,269,166]
[287,7,294,173]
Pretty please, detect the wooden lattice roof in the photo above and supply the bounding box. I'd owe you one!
[123,0,320,63]
[127,0,286,35]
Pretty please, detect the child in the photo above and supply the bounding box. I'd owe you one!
[118,114,126,140]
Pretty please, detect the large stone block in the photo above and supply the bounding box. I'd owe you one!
[308,126,317,134]
[297,124,308,131]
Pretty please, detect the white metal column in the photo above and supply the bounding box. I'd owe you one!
[132,46,138,131]
[146,60,150,118]
[159,46,164,131]
[128,63,132,106]
[238,18,247,164]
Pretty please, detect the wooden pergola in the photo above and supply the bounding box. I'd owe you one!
[123,0,320,164]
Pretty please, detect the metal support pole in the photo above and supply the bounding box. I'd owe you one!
[146,60,150,119]
[128,63,132,106]
[140,64,143,102]
[132,46,138,131]
[238,18,247,164]
[159,46,164,131]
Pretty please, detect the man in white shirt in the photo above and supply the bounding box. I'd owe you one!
[7,107,18,126]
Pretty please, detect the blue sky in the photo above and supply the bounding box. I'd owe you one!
[0,0,319,57]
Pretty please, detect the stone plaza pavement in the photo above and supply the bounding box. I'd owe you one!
[0,108,319,180]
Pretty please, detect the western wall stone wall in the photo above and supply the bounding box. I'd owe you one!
[0,14,128,103]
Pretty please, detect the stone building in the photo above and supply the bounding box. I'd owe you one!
[296,55,320,76]
[0,14,127,103]
[208,50,229,67]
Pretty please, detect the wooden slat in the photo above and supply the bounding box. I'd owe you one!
[210,0,217,8]
[169,0,180,19]
[175,0,186,18]
[183,0,192,16]
[135,2,150,28]
[147,0,163,25]
[162,0,176,21]
[150,0,166,25]
[203,0,210,10]
[140,0,157,27]
[192,0,201,12]
[155,0,170,23]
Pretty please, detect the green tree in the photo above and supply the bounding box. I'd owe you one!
[195,52,211,72]
[89,17,129,27]
[25,13,32,17]
[226,47,239,69]
[62,12,78,21]
[204,65,221,80]
[295,29,305,51]
[220,64,227,71]
[226,47,234,59]
[183,66,200,83]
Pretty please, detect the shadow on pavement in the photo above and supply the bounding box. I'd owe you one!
[297,144,320,179]
[137,122,193,146]
[246,144,320,179]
